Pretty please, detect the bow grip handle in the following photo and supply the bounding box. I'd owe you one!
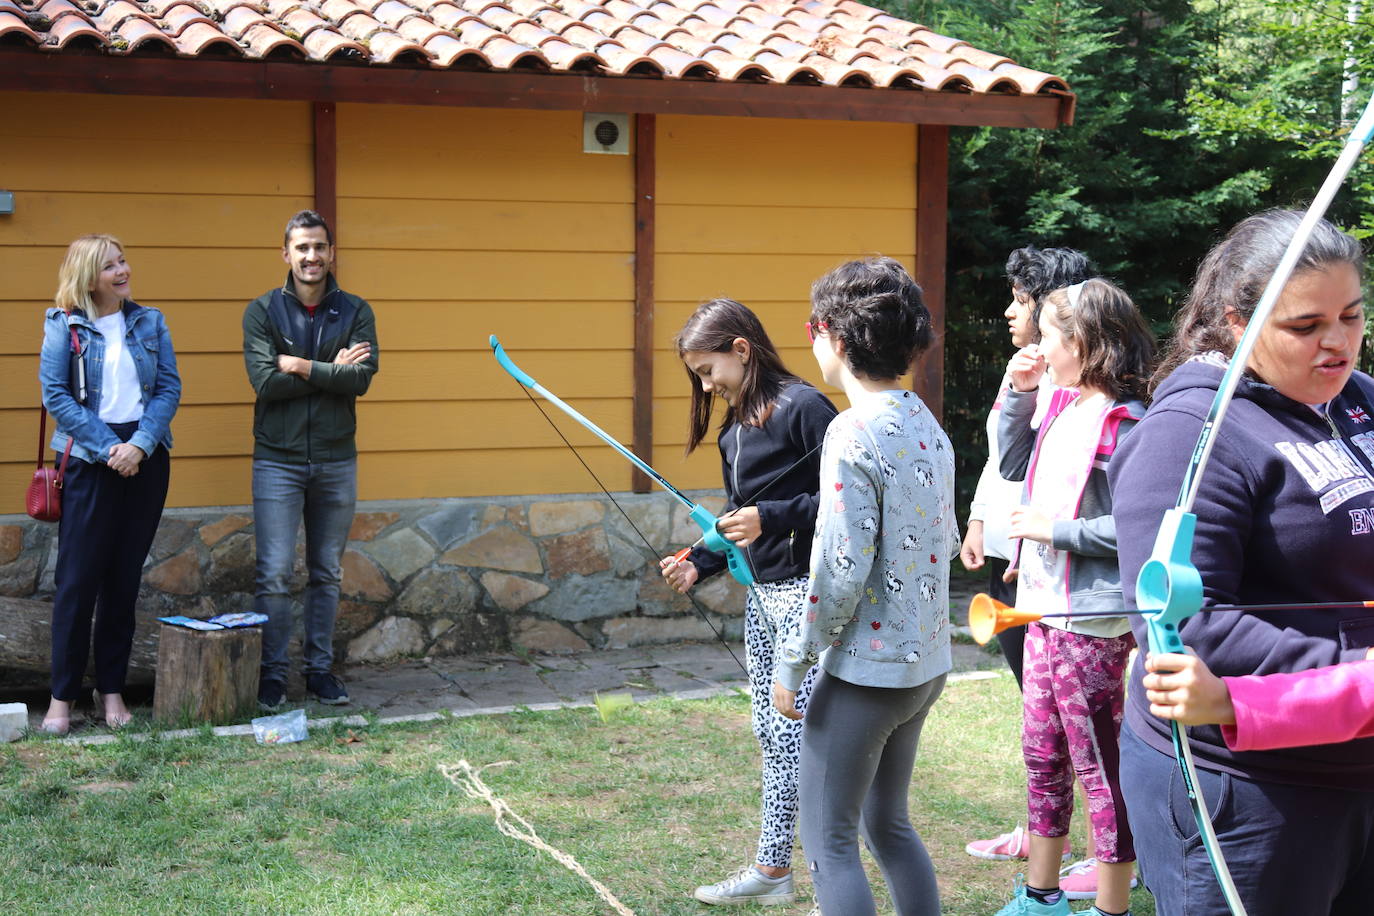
[1137,508,1204,656]
[689,504,755,587]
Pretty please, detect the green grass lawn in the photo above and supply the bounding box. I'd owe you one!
[0,675,1156,915]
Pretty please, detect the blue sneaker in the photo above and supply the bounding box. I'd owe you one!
[992,877,1070,916]
[306,672,350,705]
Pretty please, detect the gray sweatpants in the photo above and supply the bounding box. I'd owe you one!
[799,670,947,916]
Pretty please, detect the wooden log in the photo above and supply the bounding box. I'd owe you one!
[0,595,159,686]
[153,624,262,725]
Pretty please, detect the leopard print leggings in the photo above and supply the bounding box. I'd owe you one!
[744,575,817,869]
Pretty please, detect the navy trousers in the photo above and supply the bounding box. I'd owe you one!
[50,423,169,700]
[1121,721,1374,916]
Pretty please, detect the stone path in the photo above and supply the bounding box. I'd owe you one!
[16,576,999,740]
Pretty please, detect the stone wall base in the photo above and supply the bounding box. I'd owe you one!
[0,491,747,671]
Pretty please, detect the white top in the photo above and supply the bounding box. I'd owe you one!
[968,374,1056,560]
[93,311,143,424]
[1015,392,1129,638]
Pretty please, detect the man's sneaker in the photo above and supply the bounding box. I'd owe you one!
[257,678,286,712]
[992,878,1070,916]
[966,825,1072,862]
[1059,857,1138,901]
[692,866,795,906]
[306,673,350,705]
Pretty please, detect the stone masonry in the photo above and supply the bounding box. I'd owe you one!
[0,491,747,668]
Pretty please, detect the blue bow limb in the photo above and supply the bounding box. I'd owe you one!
[491,335,755,588]
[1137,509,1247,913]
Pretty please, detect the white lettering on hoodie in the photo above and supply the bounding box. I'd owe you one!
[1275,439,1374,514]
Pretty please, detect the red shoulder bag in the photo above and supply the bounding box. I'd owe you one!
[26,325,81,522]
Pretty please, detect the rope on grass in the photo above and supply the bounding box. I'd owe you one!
[440,760,637,916]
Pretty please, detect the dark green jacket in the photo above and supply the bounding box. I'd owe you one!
[242,273,379,463]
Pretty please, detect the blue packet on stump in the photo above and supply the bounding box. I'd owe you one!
[157,616,224,631]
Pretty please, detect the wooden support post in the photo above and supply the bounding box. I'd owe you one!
[914,124,949,422]
[313,101,338,250]
[154,625,263,725]
[632,113,656,494]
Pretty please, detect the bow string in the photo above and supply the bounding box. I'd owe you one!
[492,335,755,675]
[1137,93,1374,916]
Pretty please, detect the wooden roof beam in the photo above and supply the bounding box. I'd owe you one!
[0,52,1073,128]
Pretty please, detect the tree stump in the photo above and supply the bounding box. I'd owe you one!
[153,625,262,725]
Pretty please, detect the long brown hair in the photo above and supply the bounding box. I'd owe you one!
[675,299,801,454]
[1153,209,1363,391]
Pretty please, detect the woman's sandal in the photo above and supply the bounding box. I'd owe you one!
[93,690,133,729]
[38,717,70,736]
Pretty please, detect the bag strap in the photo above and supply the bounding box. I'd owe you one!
[37,321,85,471]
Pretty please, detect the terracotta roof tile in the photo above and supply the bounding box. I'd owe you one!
[537,34,601,67]
[336,10,380,39]
[161,4,216,36]
[242,20,305,55]
[508,0,556,15]
[222,6,270,38]
[175,19,240,52]
[122,17,181,50]
[36,0,88,22]
[4,0,1067,98]
[46,13,108,47]
[302,25,366,58]
[428,3,473,29]
[367,28,429,60]
[0,10,41,43]
[94,0,150,31]
[398,14,447,43]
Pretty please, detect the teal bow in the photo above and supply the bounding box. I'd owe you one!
[491,335,761,676]
[1138,93,1374,916]
[491,335,754,587]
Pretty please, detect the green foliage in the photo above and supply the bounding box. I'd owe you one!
[884,0,1374,516]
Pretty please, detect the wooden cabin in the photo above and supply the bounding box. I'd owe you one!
[0,0,1072,662]
[0,0,1073,508]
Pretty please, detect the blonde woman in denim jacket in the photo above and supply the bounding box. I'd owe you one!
[37,235,181,734]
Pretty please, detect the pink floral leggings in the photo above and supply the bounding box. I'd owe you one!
[1022,621,1136,864]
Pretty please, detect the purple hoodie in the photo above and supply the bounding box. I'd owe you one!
[1110,358,1374,790]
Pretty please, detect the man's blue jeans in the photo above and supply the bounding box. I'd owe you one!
[253,458,356,683]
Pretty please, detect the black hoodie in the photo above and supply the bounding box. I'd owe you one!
[1110,358,1374,789]
[688,382,837,584]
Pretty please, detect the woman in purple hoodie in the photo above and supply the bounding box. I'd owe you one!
[1110,209,1374,916]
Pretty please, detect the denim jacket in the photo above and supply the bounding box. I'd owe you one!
[38,301,181,465]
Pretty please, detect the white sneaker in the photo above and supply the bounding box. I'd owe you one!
[692,866,796,906]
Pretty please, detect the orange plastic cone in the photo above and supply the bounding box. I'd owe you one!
[967,593,1044,645]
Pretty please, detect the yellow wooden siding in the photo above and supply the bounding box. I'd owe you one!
[0,98,921,512]
[330,103,635,501]
[653,115,915,489]
[0,92,312,513]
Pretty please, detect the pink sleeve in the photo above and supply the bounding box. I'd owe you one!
[1222,660,1374,751]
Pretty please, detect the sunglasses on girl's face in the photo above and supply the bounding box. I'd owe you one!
[804,321,829,344]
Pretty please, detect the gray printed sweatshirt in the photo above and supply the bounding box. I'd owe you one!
[777,390,957,691]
